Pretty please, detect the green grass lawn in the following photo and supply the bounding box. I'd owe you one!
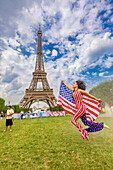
[0,115,113,170]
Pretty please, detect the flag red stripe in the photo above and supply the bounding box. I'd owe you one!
[57,96,99,118]
[57,101,76,114]
[86,111,97,120]
[83,98,100,108]
[57,92,101,121]
[57,99,77,113]
[83,95,99,105]
[86,115,94,122]
[58,95,76,108]
[86,112,95,120]
[58,96,77,111]
[57,102,75,115]
[86,108,99,117]
[82,100,100,113]
[57,98,78,115]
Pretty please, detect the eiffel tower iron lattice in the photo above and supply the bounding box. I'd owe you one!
[19,27,57,109]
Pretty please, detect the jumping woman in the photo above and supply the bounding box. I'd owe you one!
[61,80,110,141]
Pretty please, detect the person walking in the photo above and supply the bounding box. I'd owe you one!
[1,112,4,119]
[20,110,24,120]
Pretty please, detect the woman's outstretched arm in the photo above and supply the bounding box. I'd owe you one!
[79,89,102,102]
[62,81,74,91]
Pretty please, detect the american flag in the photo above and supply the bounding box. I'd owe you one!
[57,82,101,122]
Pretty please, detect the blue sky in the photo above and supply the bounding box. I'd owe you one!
[0,0,113,106]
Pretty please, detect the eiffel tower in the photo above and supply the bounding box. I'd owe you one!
[19,26,57,109]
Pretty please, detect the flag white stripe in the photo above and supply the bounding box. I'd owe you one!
[57,101,77,114]
[83,99,99,109]
[86,104,99,115]
[86,111,97,120]
[57,100,76,115]
[58,96,77,111]
[83,95,98,103]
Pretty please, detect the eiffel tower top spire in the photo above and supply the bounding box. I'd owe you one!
[39,24,41,30]
[35,25,44,72]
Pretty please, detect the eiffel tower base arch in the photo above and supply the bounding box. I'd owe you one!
[19,89,57,109]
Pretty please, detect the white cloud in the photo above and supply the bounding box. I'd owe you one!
[86,72,90,75]
[52,49,58,56]
[104,32,111,40]
[99,72,105,77]
[92,72,97,76]
[70,32,113,73]
[17,48,21,52]
[111,16,113,22]
[99,71,113,78]
[9,38,20,48]
[0,0,113,106]
[104,57,113,68]
[46,49,51,55]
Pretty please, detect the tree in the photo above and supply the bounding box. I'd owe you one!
[0,97,27,114]
[0,98,5,112]
[50,106,63,111]
[12,105,26,113]
[3,105,8,114]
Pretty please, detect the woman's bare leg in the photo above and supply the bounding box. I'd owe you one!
[103,124,110,129]
[86,136,89,141]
